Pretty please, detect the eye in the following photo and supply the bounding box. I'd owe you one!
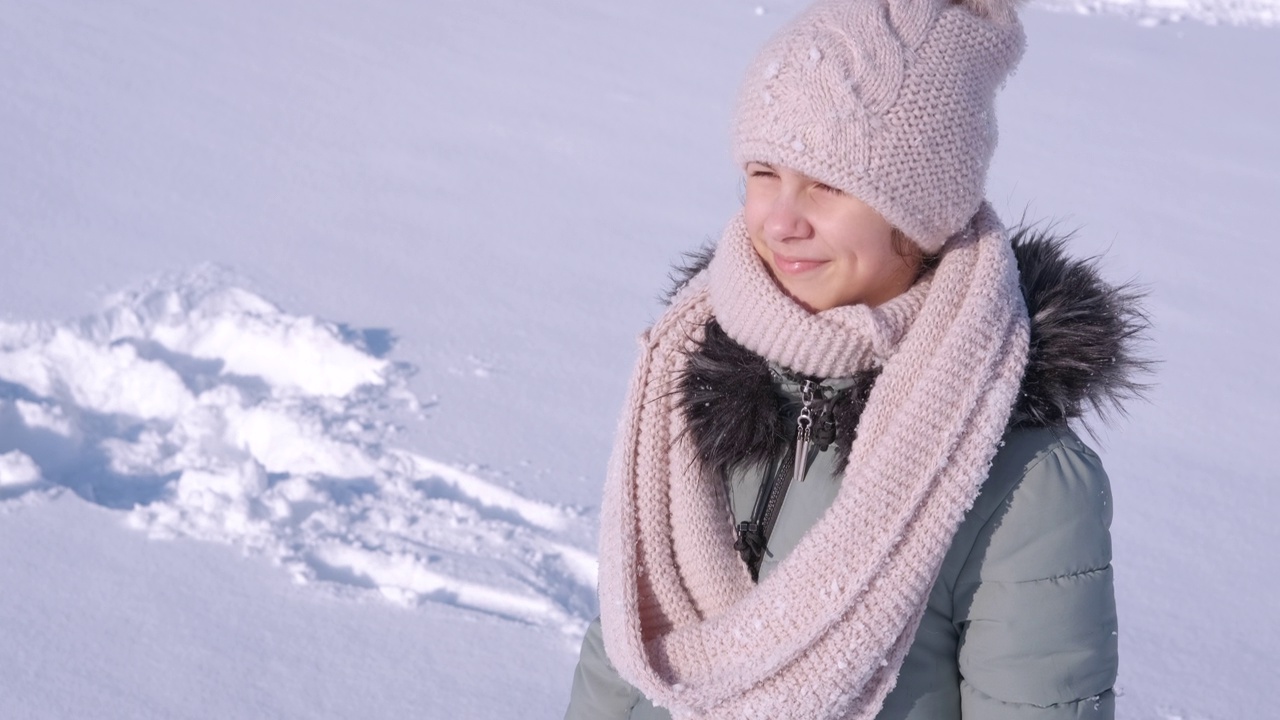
[814,182,843,195]
[746,164,777,179]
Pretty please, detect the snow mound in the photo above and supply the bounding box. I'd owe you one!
[0,269,595,633]
[0,450,42,487]
[1036,0,1279,27]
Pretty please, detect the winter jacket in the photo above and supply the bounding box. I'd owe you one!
[566,229,1145,719]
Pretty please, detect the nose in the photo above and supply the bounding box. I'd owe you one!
[763,192,813,245]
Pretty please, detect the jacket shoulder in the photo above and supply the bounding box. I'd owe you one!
[961,426,1113,585]
[943,426,1118,712]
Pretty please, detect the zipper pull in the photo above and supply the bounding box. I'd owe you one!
[794,380,815,484]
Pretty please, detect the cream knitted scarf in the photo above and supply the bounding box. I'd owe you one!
[597,204,1031,719]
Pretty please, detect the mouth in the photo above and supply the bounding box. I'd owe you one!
[769,251,827,276]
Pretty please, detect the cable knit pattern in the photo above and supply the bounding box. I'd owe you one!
[732,0,1026,253]
[597,204,1030,719]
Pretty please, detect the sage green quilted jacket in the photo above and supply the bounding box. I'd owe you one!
[565,422,1118,719]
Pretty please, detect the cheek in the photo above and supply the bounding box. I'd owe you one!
[748,230,772,268]
[743,194,767,237]
[743,203,771,258]
[859,236,900,269]
[826,225,893,265]
[848,211,895,255]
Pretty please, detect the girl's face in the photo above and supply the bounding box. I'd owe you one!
[743,162,920,312]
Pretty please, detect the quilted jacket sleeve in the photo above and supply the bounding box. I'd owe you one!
[952,432,1119,718]
[565,616,643,720]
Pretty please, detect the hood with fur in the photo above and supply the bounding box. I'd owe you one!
[667,226,1152,482]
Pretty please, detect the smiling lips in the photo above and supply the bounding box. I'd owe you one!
[770,251,828,276]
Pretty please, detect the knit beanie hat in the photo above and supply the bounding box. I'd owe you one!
[732,0,1026,253]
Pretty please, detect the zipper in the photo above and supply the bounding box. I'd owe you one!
[793,380,816,484]
[736,378,819,580]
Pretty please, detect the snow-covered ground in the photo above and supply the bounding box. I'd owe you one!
[2,1,1277,718]
[0,270,595,632]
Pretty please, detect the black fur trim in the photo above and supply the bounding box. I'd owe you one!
[1009,226,1154,427]
[661,244,715,305]
[673,225,1152,478]
[825,368,878,475]
[677,321,787,482]
[677,321,881,481]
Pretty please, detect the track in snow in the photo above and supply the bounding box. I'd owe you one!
[0,267,596,634]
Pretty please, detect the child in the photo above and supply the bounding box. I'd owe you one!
[567,0,1146,717]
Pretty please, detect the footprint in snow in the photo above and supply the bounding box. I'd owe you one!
[0,266,596,633]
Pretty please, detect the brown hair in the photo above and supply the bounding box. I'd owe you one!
[891,228,939,281]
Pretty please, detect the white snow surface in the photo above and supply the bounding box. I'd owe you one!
[0,450,42,487]
[0,270,593,633]
[1,0,1277,718]
[1037,0,1278,25]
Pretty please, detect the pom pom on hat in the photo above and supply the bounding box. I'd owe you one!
[956,0,1029,22]
[732,0,1027,253]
